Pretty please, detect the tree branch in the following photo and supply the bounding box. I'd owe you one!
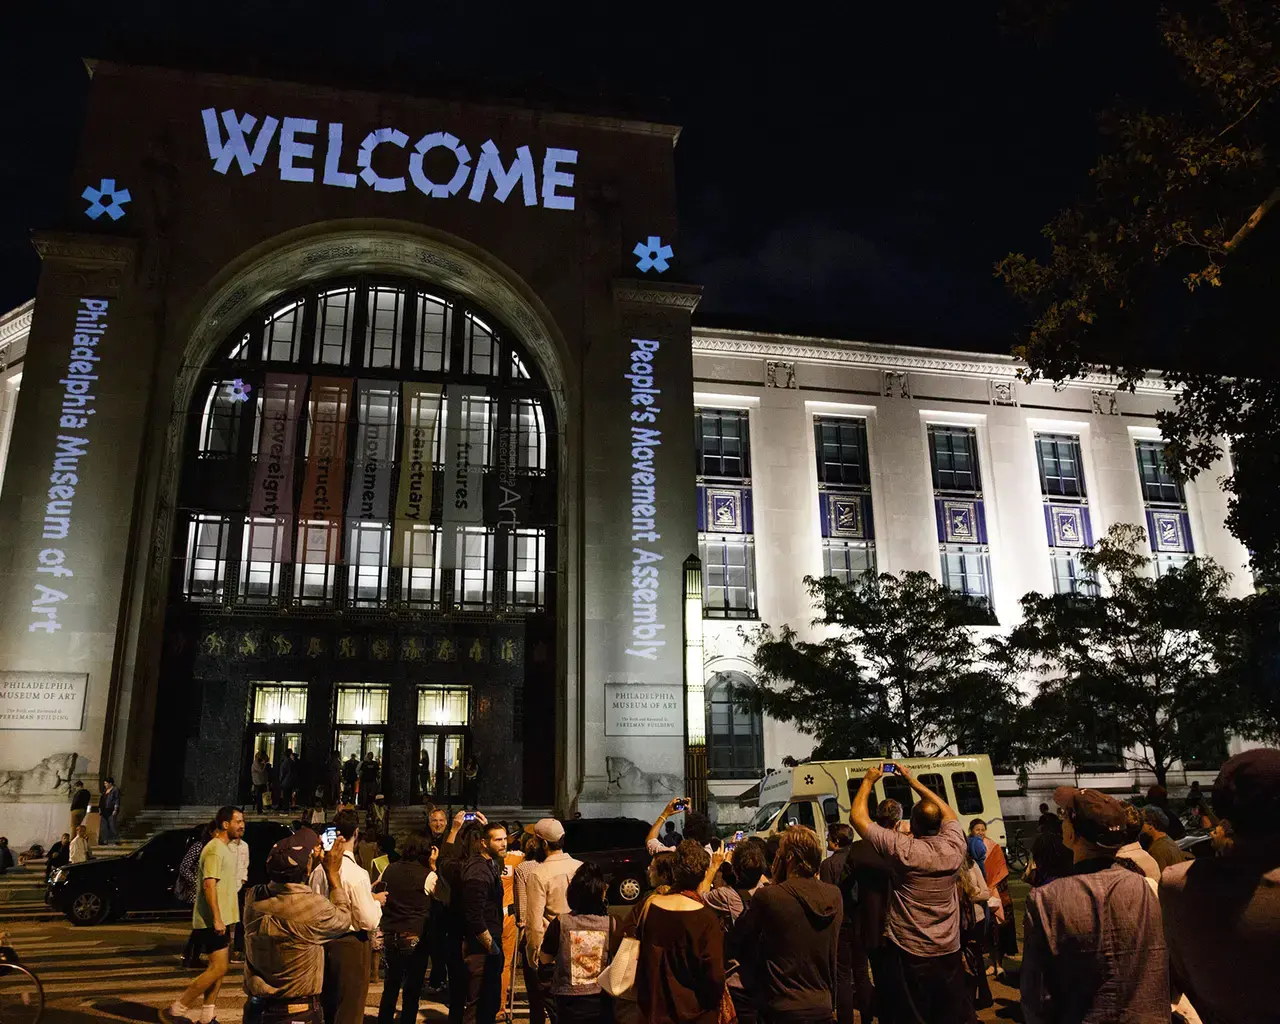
[1215,93,1265,140]
[1223,184,1280,252]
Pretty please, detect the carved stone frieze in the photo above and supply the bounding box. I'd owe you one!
[766,360,797,388]
[882,370,911,399]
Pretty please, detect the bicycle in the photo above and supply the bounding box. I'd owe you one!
[985,817,1030,873]
[0,933,44,1024]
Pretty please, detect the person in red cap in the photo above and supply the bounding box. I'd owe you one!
[1020,787,1169,1023]
[1160,747,1280,1024]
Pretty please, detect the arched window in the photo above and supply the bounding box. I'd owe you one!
[174,276,555,615]
[706,670,764,779]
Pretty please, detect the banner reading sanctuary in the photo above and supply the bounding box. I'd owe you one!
[627,338,666,661]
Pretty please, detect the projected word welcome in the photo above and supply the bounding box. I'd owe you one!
[627,338,666,661]
[29,298,107,634]
[201,108,579,210]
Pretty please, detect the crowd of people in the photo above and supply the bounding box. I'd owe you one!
[139,745,1280,1024]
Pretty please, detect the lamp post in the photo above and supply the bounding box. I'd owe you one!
[682,553,708,815]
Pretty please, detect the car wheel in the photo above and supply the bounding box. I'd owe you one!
[615,875,643,904]
[67,889,112,926]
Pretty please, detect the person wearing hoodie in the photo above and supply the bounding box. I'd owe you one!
[850,762,967,1024]
[730,825,842,1024]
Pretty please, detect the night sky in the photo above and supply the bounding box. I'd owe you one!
[0,1,1166,353]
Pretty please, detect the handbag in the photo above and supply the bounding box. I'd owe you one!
[598,901,648,999]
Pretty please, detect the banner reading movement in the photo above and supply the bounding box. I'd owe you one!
[346,382,398,521]
[393,383,443,566]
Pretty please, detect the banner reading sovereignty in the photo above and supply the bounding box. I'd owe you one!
[249,373,306,559]
[392,382,443,566]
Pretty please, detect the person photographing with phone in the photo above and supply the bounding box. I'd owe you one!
[240,828,353,1024]
[849,762,967,1024]
[309,809,386,1024]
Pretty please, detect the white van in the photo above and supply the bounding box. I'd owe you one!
[744,754,1006,849]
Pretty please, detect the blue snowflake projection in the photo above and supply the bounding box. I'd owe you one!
[227,379,253,403]
[632,235,674,273]
[81,179,132,222]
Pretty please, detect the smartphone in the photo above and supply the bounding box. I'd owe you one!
[321,826,338,851]
[673,799,689,812]
[733,830,745,843]
[881,763,898,774]
[463,811,477,822]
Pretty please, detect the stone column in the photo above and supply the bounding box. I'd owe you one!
[576,279,700,819]
[0,232,152,845]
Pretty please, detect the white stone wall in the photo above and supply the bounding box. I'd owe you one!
[0,301,31,498]
[693,329,1253,819]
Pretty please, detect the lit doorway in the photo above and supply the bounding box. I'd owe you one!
[334,684,388,804]
[416,686,470,804]
[245,683,307,803]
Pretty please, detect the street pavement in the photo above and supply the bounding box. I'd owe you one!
[3,916,1022,1023]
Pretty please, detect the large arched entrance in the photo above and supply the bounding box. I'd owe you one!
[147,269,560,810]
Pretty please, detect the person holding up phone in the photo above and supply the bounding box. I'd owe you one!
[308,809,386,1024]
[848,762,967,1024]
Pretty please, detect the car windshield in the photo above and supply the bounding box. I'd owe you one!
[747,801,785,833]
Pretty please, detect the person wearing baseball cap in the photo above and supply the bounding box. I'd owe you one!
[239,827,353,1024]
[1020,787,1169,1023]
[1160,747,1280,1024]
[524,818,582,1024]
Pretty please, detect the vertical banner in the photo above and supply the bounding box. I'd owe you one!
[299,377,352,522]
[392,383,443,566]
[249,373,306,560]
[442,384,489,528]
[346,382,399,521]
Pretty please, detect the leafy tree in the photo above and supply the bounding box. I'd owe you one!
[994,523,1245,785]
[996,1,1280,578]
[1218,588,1280,744]
[734,571,1025,762]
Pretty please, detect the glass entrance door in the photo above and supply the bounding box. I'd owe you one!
[245,683,308,806]
[416,731,466,803]
[253,730,303,768]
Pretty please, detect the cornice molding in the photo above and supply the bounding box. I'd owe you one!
[31,231,138,266]
[612,279,703,312]
[692,328,1170,396]
[0,300,34,350]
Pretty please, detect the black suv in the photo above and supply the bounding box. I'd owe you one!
[46,821,291,925]
[561,817,651,905]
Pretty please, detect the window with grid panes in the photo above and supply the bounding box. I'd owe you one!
[815,417,870,486]
[400,525,442,608]
[1050,550,1098,596]
[823,540,876,584]
[199,383,245,457]
[183,514,231,601]
[413,292,452,372]
[347,521,391,607]
[252,684,308,724]
[1035,434,1086,498]
[697,409,750,479]
[510,398,547,472]
[335,685,389,725]
[700,535,757,618]
[706,671,764,778]
[1135,440,1186,505]
[507,527,547,610]
[177,278,555,637]
[417,687,470,726]
[364,286,404,369]
[239,517,286,603]
[294,520,340,605]
[929,425,980,493]
[313,287,356,365]
[456,527,495,609]
[262,300,304,362]
[940,545,991,604]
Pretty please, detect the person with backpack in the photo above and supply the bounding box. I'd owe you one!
[177,826,214,968]
[539,862,623,1024]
